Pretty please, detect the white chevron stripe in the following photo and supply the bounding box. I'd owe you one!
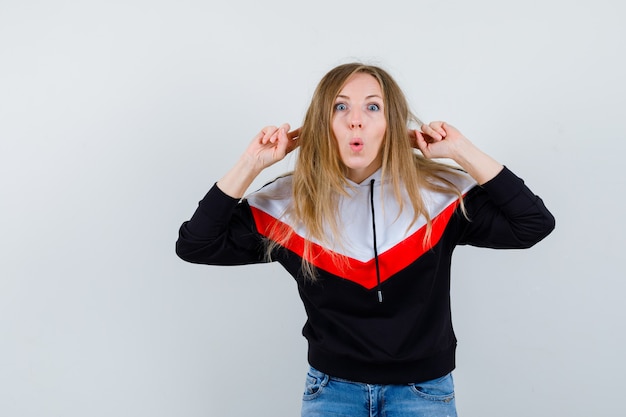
[246,169,476,263]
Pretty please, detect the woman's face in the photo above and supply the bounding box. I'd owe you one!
[332,72,387,184]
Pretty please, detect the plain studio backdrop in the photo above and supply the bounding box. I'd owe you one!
[1,0,624,416]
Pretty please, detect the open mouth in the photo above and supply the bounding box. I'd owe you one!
[350,138,364,152]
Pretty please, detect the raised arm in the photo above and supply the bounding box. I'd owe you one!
[175,124,300,265]
[412,122,554,248]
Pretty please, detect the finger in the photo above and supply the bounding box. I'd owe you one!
[261,126,279,143]
[429,121,447,138]
[440,122,458,137]
[275,127,290,154]
[288,127,301,141]
[414,130,430,156]
[423,132,440,143]
[268,123,292,144]
[272,123,291,144]
[275,127,295,154]
[420,127,441,143]
[421,123,443,140]
[277,126,300,157]
[269,130,280,144]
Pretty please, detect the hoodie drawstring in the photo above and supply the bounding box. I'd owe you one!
[369,179,383,303]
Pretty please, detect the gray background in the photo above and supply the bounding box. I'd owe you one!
[1,0,624,416]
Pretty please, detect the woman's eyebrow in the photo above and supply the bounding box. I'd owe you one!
[335,94,383,100]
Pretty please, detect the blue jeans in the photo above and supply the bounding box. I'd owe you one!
[301,366,458,417]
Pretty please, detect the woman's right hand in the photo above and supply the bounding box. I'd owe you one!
[244,123,301,172]
[216,124,300,198]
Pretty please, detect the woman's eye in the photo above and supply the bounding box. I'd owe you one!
[334,103,347,111]
[367,104,380,111]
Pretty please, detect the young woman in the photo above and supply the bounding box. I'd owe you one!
[176,63,555,416]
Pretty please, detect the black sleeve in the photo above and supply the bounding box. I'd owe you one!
[175,184,268,265]
[458,167,555,248]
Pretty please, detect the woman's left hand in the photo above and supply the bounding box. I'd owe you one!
[410,121,504,185]
[410,121,465,160]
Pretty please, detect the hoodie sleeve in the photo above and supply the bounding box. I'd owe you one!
[175,183,267,266]
[458,166,555,248]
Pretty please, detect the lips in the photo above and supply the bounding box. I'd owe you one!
[350,138,364,152]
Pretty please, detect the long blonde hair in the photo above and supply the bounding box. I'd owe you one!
[267,63,465,279]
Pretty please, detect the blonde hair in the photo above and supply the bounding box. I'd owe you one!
[267,63,465,279]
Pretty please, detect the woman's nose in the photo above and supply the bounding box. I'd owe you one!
[350,112,363,129]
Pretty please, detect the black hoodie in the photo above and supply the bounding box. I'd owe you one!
[176,166,555,384]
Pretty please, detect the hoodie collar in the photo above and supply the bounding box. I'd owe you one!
[345,168,385,188]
